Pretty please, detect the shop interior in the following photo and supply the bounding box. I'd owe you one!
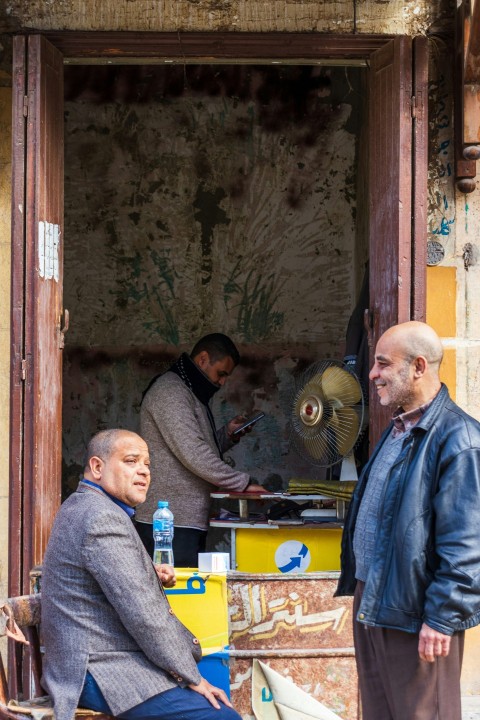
[60,62,369,546]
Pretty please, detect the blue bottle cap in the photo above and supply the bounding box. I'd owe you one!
[157,500,169,508]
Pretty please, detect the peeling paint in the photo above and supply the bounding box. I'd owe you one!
[38,221,60,281]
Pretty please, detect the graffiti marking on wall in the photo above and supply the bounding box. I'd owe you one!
[428,71,455,248]
[230,584,349,642]
[230,665,252,692]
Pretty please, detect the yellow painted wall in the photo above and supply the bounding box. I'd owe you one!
[426,264,480,698]
[426,266,456,337]
[426,265,456,400]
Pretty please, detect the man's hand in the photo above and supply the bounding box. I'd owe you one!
[154,564,176,588]
[418,622,451,662]
[189,677,234,709]
[246,483,264,493]
[227,415,250,441]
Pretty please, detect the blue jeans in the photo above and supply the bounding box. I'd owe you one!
[79,671,241,720]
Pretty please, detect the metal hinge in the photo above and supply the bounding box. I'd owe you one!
[21,359,27,381]
[411,95,417,119]
[23,95,28,118]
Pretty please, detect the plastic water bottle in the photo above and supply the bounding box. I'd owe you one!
[153,500,174,566]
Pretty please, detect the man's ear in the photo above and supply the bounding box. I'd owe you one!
[413,356,427,377]
[89,456,103,481]
[195,350,210,370]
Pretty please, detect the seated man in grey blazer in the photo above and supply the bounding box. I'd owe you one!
[41,428,241,720]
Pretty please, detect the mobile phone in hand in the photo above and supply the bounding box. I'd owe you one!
[232,412,266,436]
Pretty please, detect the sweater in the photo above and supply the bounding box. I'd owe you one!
[137,371,249,530]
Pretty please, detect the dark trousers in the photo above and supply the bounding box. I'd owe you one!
[353,581,464,720]
[135,522,207,567]
[79,671,240,720]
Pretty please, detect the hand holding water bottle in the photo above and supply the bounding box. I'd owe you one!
[154,563,176,588]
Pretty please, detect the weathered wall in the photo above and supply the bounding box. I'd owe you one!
[1,0,452,35]
[426,36,480,424]
[62,64,364,495]
[425,34,480,707]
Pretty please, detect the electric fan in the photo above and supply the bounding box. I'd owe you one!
[290,359,365,469]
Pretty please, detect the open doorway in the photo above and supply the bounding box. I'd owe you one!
[61,62,368,509]
[10,32,427,594]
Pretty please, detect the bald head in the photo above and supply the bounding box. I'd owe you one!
[370,322,444,411]
[381,321,444,374]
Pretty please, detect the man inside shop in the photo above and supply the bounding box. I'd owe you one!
[41,428,241,720]
[136,333,264,566]
[336,321,480,720]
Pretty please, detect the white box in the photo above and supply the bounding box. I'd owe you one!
[198,552,230,572]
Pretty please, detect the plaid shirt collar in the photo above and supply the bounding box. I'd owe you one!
[391,399,435,437]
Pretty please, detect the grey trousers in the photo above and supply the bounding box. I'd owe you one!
[353,582,464,720]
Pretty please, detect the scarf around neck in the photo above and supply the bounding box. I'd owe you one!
[169,352,220,406]
[170,352,223,456]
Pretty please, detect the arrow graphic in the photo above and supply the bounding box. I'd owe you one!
[298,543,308,558]
[278,545,309,573]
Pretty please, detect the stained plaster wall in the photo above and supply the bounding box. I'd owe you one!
[62,64,364,497]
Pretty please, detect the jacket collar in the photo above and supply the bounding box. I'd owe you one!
[364,384,450,473]
[78,478,136,518]
[408,383,450,433]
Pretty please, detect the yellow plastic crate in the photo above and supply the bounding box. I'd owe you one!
[165,570,228,655]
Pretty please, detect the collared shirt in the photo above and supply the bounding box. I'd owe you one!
[391,399,434,437]
[80,478,136,518]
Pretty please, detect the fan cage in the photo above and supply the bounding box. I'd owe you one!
[290,359,365,468]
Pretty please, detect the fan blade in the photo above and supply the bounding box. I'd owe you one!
[321,366,362,406]
[328,407,360,455]
[302,433,329,461]
[300,373,324,398]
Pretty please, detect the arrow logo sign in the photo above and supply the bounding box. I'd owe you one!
[275,541,311,573]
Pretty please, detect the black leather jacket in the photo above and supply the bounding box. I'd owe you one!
[336,384,480,636]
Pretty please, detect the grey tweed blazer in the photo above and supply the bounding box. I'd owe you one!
[41,482,202,720]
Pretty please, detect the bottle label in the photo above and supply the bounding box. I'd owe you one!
[153,519,170,532]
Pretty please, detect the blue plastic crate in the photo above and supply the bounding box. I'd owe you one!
[198,650,230,698]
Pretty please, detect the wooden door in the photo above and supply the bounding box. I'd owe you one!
[10,34,64,596]
[368,36,428,445]
[8,32,428,589]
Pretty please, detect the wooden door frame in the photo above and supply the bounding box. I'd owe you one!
[42,31,394,61]
[10,30,427,591]
[10,34,65,598]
